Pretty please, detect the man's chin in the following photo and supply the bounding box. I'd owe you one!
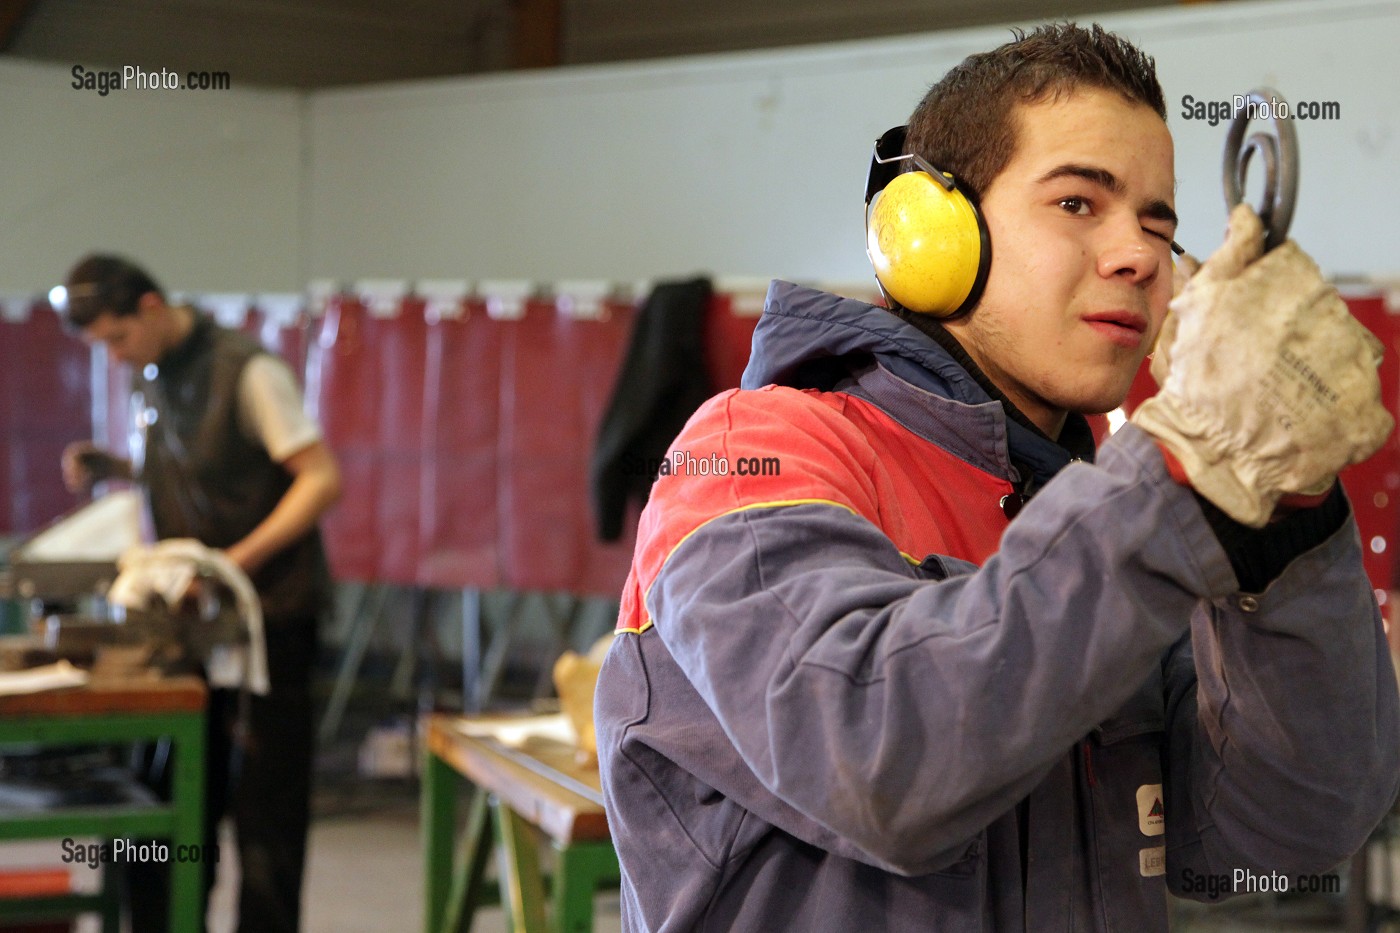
[1067,385,1136,418]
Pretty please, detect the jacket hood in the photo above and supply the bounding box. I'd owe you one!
[741,280,1093,489]
[741,281,983,404]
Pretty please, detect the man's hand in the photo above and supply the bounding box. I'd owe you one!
[1132,204,1393,527]
[60,441,132,494]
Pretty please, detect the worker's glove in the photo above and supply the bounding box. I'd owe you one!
[1146,251,1200,378]
[1131,204,1392,527]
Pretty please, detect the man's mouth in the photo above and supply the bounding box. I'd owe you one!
[1082,311,1148,347]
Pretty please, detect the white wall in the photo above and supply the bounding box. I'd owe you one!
[304,0,1400,286]
[0,60,302,294]
[0,0,1395,295]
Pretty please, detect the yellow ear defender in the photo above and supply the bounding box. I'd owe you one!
[865,126,991,318]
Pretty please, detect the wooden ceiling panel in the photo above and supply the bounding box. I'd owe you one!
[2,0,1235,88]
[564,0,1177,64]
[6,0,505,86]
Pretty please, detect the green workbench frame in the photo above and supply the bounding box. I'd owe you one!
[0,708,207,931]
[423,749,619,933]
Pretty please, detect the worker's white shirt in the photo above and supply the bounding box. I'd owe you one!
[235,354,322,463]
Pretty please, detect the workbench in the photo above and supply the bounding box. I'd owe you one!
[422,712,618,933]
[0,674,207,931]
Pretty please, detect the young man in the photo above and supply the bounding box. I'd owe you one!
[60,255,341,933]
[595,24,1400,932]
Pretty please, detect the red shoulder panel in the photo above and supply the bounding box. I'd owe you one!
[616,387,1013,633]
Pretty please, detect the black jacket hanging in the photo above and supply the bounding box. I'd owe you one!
[590,277,714,541]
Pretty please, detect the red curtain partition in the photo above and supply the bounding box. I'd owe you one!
[7,279,1394,624]
[244,302,311,378]
[418,298,502,590]
[308,295,383,582]
[704,292,761,391]
[1338,295,1400,597]
[570,298,642,596]
[313,291,642,595]
[309,294,429,585]
[29,280,1397,616]
[372,297,429,586]
[0,302,92,533]
[496,300,589,594]
[498,299,639,596]
[0,308,17,532]
[239,308,261,343]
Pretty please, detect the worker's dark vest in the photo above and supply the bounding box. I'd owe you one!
[136,312,327,626]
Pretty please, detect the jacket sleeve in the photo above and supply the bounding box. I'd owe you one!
[1163,505,1400,899]
[637,388,1238,875]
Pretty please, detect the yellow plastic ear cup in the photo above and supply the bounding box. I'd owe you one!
[866,171,985,316]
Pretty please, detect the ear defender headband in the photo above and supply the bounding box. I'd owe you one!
[865,126,991,318]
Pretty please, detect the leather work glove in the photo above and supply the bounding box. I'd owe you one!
[1147,250,1200,376]
[1132,204,1393,527]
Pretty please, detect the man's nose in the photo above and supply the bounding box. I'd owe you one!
[1096,219,1162,285]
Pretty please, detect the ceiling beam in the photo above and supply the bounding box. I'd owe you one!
[0,0,38,51]
[513,0,561,69]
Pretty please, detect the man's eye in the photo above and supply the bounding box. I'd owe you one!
[1143,227,1174,244]
[1058,197,1090,215]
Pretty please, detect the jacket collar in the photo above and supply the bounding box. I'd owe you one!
[743,281,1094,490]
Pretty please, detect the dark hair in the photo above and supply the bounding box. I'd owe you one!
[62,254,165,328]
[905,23,1165,199]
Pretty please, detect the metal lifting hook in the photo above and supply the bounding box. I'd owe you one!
[1222,87,1299,252]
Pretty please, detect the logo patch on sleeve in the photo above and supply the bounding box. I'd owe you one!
[1137,783,1165,836]
[1139,846,1165,877]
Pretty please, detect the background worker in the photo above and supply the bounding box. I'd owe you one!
[61,254,340,933]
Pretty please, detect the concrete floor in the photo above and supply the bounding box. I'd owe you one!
[205,786,625,933]
[229,795,1369,933]
[48,747,1387,933]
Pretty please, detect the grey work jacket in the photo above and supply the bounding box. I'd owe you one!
[595,282,1400,931]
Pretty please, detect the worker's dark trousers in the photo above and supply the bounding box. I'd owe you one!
[128,620,318,933]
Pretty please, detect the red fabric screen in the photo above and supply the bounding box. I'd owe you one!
[572,299,641,596]
[1339,295,1400,595]
[498,299,638,596]
[308,295,430,584]
[704,293,761,391]
[418,298,502,590]
[0,302,92,533]
[307,295,382,582]
[371,298,429,585]
[243,304,310,377]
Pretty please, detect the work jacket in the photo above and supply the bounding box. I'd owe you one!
[595,281,1400,931]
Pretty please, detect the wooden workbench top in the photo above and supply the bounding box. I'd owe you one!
[426,713,610,845]
[0,672,207,717]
